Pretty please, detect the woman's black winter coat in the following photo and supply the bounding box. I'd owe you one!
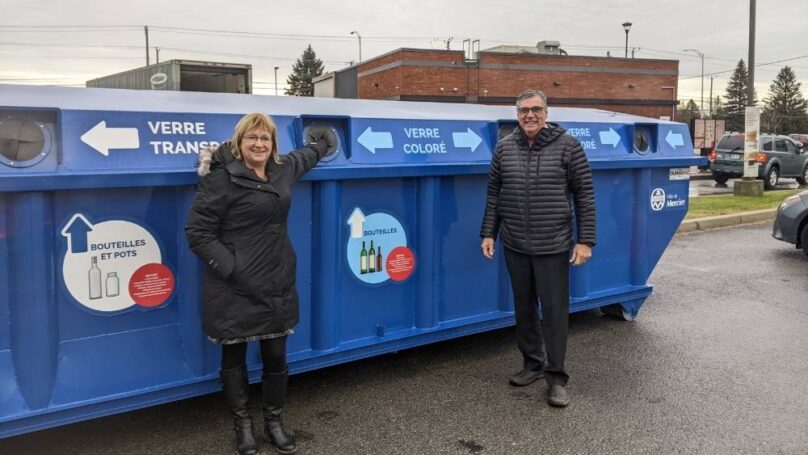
[185,140,327,342]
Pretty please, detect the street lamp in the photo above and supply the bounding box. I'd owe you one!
[274,66,279,96]
[684,49,704,117]
[622,22,632,58]
[350,31,362,63]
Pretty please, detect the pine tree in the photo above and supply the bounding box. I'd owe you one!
[724,59,757,132]
[761,66,808,134]
[712,95,726,119]
[285,45,324,96]
[676,99,701,124]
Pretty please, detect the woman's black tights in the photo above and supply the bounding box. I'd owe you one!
[221,336,287,374]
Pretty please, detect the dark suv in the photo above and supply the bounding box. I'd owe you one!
[709,133,808,189]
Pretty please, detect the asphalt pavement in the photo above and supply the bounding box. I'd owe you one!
[689,171,802,197]
[2,223,807,454]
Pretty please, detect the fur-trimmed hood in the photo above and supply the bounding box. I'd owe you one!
[197,142,234,177]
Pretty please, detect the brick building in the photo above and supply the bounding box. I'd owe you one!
[315,45,679,120]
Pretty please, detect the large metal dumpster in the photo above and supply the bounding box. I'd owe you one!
[0,85,701,437]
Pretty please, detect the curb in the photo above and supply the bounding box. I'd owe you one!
[690,173,713,181]
[677,208,777,234]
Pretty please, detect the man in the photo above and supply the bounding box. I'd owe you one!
[480,89,595,407]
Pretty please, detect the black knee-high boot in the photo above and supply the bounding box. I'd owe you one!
[220,366,259,455]
[262,369,296,454]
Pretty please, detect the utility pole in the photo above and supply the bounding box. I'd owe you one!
[155,47,160,64]
[274,66,279,96]
[736,0,761,193]
[709,76,714,117]
[144,26,150,66]
[747,0,755,103]
[444,37,453,50]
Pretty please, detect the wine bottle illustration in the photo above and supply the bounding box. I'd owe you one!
[88,256,102,300]
[360,241,368,274]
[368,240,376,273]
[106,272,120,297]
[376,245,383,273]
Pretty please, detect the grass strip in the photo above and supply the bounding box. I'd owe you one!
[686,188,805,219]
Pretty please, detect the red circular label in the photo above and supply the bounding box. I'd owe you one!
[385,246,415,282]
[129,263,175,308]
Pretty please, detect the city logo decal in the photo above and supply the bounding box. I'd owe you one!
[650,188,666,211]
[650,187,686,212]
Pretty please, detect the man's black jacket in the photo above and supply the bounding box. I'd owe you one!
[480,123,596,255]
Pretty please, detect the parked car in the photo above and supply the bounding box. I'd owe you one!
[709,133,808,189]
[772,190,808,256]
[789,133,808,148]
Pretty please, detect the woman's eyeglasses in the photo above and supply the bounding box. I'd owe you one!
[244,135,273,144]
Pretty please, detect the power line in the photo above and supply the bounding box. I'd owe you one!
[150,26,443,43]
[0,41,142,50]
[679,54,808,80]
[0,51,141,60]
[0,25,140,31]
[157,46,350,65]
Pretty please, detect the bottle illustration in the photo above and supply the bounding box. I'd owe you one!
[360,241,368,274]
[106,272,119,297]
[368,240,376,273]
[88,256,102,300]
[376,245,383,273]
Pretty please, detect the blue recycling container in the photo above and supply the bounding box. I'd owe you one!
[0,85,703,437]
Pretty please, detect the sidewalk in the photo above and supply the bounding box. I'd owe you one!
[680,167,777,233]
[677,208,776,234]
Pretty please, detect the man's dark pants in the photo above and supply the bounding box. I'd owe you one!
[503,248,570,386]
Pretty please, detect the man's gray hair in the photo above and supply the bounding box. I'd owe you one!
[515,89,547,107]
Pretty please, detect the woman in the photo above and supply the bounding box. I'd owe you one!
[186,112,334,455]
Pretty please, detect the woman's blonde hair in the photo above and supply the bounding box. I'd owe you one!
[229,112,282,165]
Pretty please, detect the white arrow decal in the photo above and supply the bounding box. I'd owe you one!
[346,207,366,239]
[80,121,140,156]
[598,128,621,148]
[452,128,482,152]
[60,213,94,254]
[666,130,684,148]
[357,127,393,154]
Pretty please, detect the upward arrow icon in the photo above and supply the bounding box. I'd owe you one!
[61,214,94,253]
[346,207,366,239]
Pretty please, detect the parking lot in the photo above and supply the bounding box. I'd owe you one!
[2,222,806,454]
[689,173,802,197]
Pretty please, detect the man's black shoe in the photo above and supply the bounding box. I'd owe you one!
[508,368,544,387]
[547,384,570,407]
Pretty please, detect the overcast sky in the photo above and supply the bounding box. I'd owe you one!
[3,0,807,111]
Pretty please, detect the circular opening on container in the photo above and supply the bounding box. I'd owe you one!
[303,126,341,162]
[633,127,651,154]
[498,124,516,141]
[150,72,168,90]
[0,119,50,167]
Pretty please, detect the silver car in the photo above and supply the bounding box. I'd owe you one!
[772,190,808,256]
[710,133,808,189]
